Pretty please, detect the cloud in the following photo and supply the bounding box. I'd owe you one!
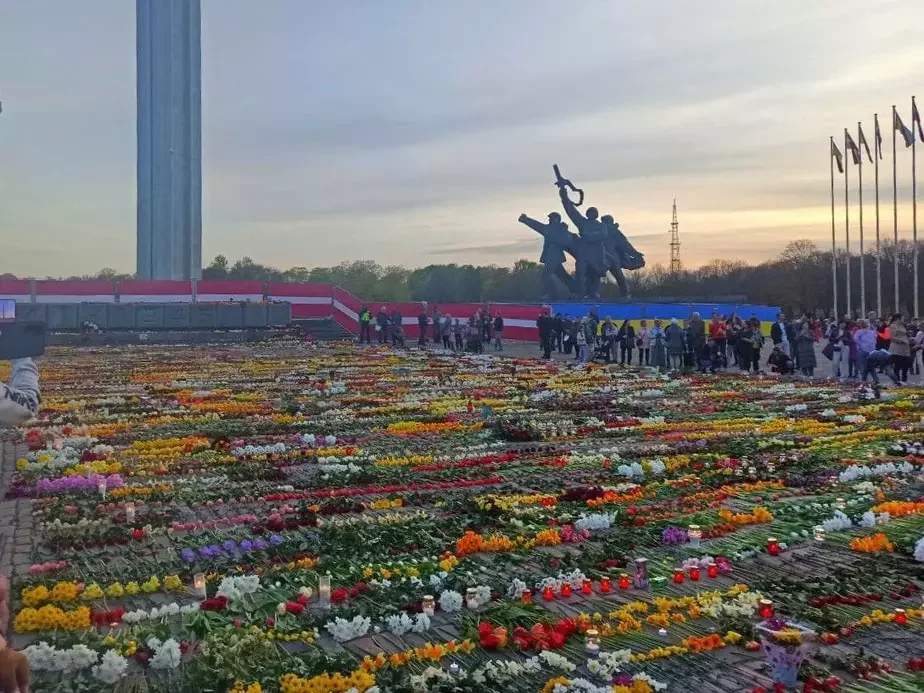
[3,0,924,277]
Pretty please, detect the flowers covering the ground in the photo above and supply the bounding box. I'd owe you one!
[5,341,924,692]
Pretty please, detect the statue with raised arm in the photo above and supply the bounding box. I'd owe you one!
[557,183,608,299]
[518,212,579,298]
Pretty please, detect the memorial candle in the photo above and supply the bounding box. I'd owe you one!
[124,501,135,524]
[618,573,631,590]
[193,573,207,599]
[767,537,781,556]
[319,574,331,609]
[600,576,612,593]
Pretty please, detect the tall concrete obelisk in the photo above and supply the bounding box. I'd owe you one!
[136,0,202,280]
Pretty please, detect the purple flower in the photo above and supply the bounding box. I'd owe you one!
[252,538,266,551]
[223,540,237,552]
[269,534,283,546]
[661,526,689,546]
[198,546,211,558]
[239,539,253,553]
[181,549,196,563]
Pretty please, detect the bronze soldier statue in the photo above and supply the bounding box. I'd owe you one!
[557,186,608,299]
[518,212,578,299]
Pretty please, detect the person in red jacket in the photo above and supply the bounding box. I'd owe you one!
[709,314,728,362]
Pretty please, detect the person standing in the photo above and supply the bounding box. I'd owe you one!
[617,319,635,364]
[727,315,742,366]
[552,313,564,352]
[376,306,390,344]
[454,318,464,350]
[637,319,650,365]
[576,319,588,362]
[854,319,877,381]
[688,312,706,358]
[603,318,618,362]
[795,321,817,377]
[417,306,428,346]
[432,307,442,345]
[442,314,453,349]
[391,309,405,347]
[649,318,666,370]
[665,319,684,370]
[537,310,554,359]
[709,314,727,362]
[358,305,373,344]
[889,314,911,382]
[876,320,891,350]
[493,313,504,351]
[770,313,794,356]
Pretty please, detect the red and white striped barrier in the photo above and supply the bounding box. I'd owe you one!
[35,280,115,304]
[196,280,264,303]
[267,283,332,318]
[119,280,193,303]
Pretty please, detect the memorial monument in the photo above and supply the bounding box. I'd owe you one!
[519,166,646,299]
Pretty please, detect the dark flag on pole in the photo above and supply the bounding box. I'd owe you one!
[845,131,862,164]
[858,124,873,163]
[895,109,914,147]
[875,115,883,159]
[914,99,924,142]
[832,139,844,173]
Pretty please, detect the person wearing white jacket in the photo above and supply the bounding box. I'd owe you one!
[0,358,40,427]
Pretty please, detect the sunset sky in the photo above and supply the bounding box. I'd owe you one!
[2,0,924,277]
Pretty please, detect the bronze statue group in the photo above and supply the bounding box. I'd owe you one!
[519,166,645,299]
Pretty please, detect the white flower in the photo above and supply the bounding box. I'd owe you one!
[93,650,129,683]
[412,612,431,633]
[438,589,463,613]
[150,639,182,670]
[325,615,371,643]
[914,536,924,562]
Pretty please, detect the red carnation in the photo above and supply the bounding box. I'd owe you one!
[331,587,348,604]
[285,601,304,615]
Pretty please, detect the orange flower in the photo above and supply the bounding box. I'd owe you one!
[850,532,895,553]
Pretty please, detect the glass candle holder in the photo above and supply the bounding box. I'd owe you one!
[124,501,136,524]
[689,566,701,582]
[813,526,826,542]
[585,628,600,655]
[319,574,332,609]
[767,537,781,556]
[707,563,719,579]
[600,576,612,593]
[422,595,435,616]
[193,573,207,599]
[633,558,649,590]
[835,497,846,510]
[560,583,572,598]
[543,586,555,601]
[521,589,532,605]
[688,524,702,548]
[673,568,685,584]
[895,608,908,625]
[98,479,107,498]
[619,573,631,590]
[465,587,478,608]
[758,599,774,619]
[581,578,593,595]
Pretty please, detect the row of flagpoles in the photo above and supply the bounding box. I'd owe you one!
[830,97,923,319]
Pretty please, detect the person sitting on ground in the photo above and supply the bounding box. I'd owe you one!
[767,346,795,375]
[697,339,717,373]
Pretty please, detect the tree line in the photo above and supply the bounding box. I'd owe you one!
[29,239,924,316]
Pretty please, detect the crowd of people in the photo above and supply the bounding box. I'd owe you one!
[533,308,924,385]
[357,304,504,353]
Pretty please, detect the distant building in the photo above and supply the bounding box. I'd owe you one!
[136,0,202,280]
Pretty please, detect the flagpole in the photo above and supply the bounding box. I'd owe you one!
[858,122,866,317]
[875,113,882,317]
[845,128,851,318]
[830,136,838,320]
[893,105,900,313]
[913,96,919,318]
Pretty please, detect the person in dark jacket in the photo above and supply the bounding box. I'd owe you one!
[376,306,390,344]
[767,346,794,375]
[737,319,762,373]
[358,306,373,344]
[481,311,492,343]
[770,313,795,356]
[417,308,429,346]
[537,311,554,359]
[493,313,504,351]
[432,307,442,344]
[552,313,564,352]
[390,309,405,347]
[794,322,817,376]
[687,312,707,355]
[616,320,636,364]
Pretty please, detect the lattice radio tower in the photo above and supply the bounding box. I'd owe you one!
[669,198,681,274]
